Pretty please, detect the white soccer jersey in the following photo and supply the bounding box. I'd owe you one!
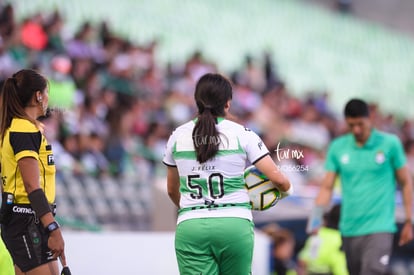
[163,118,269,223]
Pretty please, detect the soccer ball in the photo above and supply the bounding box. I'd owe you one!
[244,166,281,211]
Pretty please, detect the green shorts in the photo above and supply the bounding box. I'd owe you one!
[175,217,254,275]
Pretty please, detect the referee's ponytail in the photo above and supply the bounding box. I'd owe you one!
[192,73,232,163]
[0,69,47,142]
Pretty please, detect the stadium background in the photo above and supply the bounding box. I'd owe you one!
[2,0,414,274]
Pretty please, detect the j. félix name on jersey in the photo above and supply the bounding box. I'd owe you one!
[192,165,216,171]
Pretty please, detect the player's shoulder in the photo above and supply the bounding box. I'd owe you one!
[374,129,398,139]
[10,118,38,132]
[172,120,194,132]
[330,133,352,147]
[167,120,195,141]
[373,129,402,145]
[220,119,255,133]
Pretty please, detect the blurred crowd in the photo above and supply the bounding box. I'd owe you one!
[1,2,414,190]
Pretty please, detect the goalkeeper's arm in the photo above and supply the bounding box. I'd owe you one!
[307,171,337,234]
[315,171,337,206]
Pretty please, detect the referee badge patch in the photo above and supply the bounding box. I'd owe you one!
[47,154,55,165]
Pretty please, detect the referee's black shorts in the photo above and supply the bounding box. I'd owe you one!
[1,204,56,272]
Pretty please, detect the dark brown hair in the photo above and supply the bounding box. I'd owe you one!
[344,98,369,118]
[192,73,232,163]
[0,69,47,141]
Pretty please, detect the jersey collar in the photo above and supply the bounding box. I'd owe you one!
[352,128,378,149]
[192,117,225,124]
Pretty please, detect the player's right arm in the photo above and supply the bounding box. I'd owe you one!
[163,128,180,208]
[166,166,180,208]
[315,171,337,206]
[255,155,292,196]
[243,126,293,198]
[306,171,337,234]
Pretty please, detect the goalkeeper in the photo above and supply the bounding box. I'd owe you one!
[310,99,413,275]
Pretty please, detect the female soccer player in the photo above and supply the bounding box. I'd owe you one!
[163,73,293,275]
[0,69,67,275]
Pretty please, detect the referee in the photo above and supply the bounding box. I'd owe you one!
[0,69,67,275]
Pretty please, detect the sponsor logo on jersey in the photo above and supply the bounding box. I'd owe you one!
[12,205,35,214]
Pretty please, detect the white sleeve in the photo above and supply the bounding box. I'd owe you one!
[162,129,177,167]
[243,128,269,164]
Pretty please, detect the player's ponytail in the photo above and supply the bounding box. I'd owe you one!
[192,73,232,163]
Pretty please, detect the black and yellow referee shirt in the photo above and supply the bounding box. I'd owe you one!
[1,118,56,204]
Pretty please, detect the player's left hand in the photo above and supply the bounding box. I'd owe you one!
[398,221,413,246]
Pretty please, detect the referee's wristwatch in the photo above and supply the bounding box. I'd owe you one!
[45,221,60,234]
